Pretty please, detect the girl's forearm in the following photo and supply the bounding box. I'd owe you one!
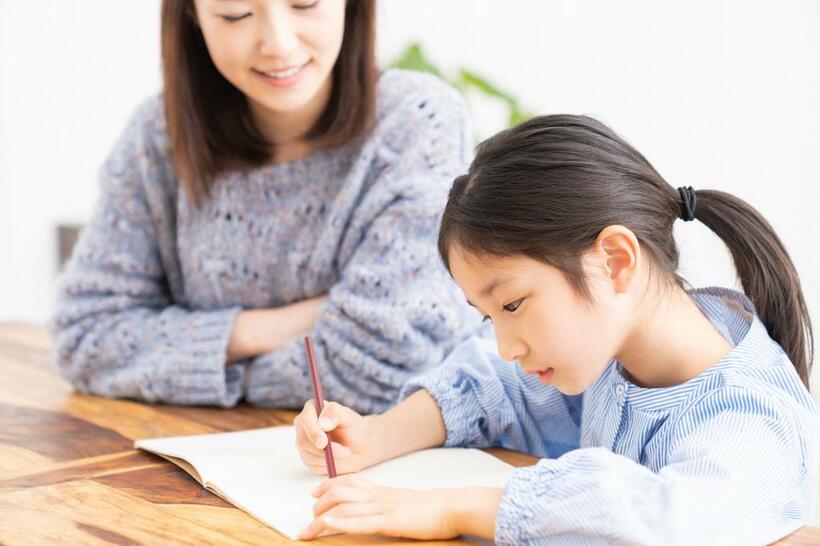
[368,389,447,466]
[226,295,327,362]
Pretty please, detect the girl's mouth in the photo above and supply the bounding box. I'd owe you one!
[524,366,555,384]
[536,367,554,384]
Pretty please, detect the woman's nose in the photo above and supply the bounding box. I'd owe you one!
[258,6,299,59]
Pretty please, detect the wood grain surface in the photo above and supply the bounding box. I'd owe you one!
[0,323,816,545]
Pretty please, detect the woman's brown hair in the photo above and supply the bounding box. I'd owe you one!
[439,115,813,388]
[161,0,378,203]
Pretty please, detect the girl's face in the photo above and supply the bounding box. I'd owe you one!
[194,0,345,119]
[448,248,631,395]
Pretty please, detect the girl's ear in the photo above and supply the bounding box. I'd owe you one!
[594,225,641,294]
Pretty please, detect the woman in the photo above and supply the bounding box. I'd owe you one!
[50,0,476,413]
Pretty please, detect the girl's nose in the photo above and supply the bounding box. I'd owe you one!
[496,329,527,363]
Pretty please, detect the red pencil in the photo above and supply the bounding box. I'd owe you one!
[303,335,338,478]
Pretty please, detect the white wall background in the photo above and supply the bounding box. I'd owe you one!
[1,1,819,394]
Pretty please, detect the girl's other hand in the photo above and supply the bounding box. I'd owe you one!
[299,475,460,540]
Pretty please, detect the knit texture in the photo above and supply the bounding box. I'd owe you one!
[50,69,479,412]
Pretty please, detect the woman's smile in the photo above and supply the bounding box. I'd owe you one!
[252,61,310,88]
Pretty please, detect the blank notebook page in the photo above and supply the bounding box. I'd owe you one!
[135,426,514,541]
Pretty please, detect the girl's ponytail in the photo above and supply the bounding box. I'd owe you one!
[695,190,813,387]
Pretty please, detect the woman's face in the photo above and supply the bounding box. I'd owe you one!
[194,0,345,119]
[448,248,629,395]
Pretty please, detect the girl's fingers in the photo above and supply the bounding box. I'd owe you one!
[300,512,384,540]
[297,430,350,460]
[295,436,328,473]
[312,485,372,517]
[297,442,351,466]
[296,399,330,449]
[301,450,354,476]
[298,452,329,475]
[319,401,361,431]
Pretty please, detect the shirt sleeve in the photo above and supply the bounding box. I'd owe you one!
[402,336,582,458]
[49,99,245,407]
[243,77,481,413]
[494,387,817,545]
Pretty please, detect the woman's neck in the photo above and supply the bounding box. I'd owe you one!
[616,286,734,388]
[249,76,332,164]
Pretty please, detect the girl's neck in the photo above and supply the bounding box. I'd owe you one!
[249,77,332,164]
[617,286,734,388]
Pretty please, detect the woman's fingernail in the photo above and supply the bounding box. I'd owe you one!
[334,445,351,457]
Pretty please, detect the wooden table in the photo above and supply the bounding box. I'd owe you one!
[0,323,817,545]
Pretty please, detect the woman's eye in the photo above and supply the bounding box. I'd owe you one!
[503,299,523,313]
[293,0,320,9]
[221,13,252,23]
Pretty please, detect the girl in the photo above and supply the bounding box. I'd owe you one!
[294,115,818,544]
[50,0,476,412]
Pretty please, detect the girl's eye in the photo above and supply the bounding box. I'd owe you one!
[503,299,523,313]
[293,0,320,9]
[221,13,252,23]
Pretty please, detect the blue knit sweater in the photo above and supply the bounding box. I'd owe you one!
[50,69,479,413]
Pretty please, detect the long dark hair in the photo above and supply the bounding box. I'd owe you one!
[439,115,813,388]
[161,0,378,204]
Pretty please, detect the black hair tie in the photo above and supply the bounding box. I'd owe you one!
[677,186,697,222]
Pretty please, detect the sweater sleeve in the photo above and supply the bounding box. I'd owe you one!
[401,336,582,457]
[494,388,816,545]
[49,99,245,407]
[243,74,481,413]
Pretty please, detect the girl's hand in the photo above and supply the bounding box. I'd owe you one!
[293,399,379,475]
[299,475,461,540]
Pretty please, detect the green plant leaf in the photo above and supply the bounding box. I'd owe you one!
[388,42,532,130]
[389,43,443,78]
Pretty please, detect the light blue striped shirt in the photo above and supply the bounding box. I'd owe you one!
[402,287,818,545]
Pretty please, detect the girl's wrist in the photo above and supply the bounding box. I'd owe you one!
[368,390,447,466]
[448,487,504,540]
[366,411,400,467]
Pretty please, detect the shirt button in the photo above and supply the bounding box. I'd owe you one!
[615,384,626,397]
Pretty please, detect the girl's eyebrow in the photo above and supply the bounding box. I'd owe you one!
[480,276,513,297]
[464,300,486,317]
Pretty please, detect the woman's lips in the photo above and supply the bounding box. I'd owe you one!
[252,61,309,88]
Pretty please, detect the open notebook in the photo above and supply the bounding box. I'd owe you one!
[135,426,514,541]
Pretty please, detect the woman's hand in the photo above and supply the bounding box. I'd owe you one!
[293,399,380,475]
[226,294,328,361]
[299,476,504,541]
